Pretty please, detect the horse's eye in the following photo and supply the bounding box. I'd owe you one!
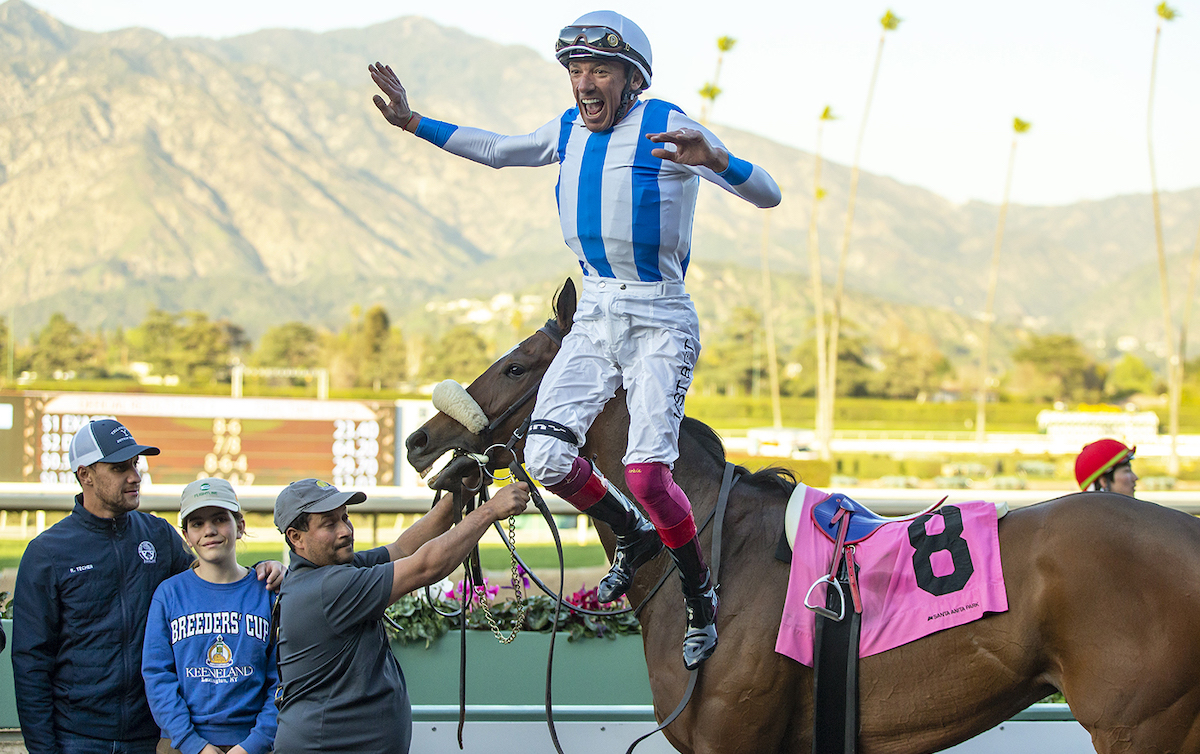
[505,363,527,378]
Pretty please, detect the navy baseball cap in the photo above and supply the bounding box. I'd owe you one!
[68,419,160,471]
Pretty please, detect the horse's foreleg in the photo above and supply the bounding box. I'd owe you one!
[660,665,800,754]
[643,586,803,754]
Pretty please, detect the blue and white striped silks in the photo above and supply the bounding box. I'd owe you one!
[414,98,780,284]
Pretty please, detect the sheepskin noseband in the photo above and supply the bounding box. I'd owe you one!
[431,379,488,434]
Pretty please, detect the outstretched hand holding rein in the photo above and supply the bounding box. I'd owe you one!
[369,62,421,132]
[647,128,730,174]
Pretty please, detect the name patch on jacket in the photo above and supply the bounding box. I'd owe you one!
[137,541,157,563]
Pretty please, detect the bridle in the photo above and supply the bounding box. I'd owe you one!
[473,319,564,458]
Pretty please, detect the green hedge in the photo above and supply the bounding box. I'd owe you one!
[686,396,1044,432]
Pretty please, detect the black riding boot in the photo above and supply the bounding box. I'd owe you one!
[585,487,663,603]
[669,535,719,670]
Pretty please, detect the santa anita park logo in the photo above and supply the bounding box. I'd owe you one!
[185,636,254,683]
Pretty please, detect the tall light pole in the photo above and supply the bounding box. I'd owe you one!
[1148,1,1180,474]
[698,36,736,126]
[976,117,1030,444]
[809,106,836,459]
[825,9,901,453]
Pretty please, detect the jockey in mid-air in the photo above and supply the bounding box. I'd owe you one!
[371,10,781,669]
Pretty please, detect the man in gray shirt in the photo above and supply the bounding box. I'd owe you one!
[272,478,529,754]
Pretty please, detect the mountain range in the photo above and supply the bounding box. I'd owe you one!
[2,0,1199,369]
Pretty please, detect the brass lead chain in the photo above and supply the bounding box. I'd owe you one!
[478,514,526,644]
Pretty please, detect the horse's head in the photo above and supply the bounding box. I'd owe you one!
[405,278,577,489]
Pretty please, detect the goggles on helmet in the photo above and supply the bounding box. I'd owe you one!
[556,25,651,72]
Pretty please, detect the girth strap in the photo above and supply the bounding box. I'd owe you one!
[809,503,867,754]
[812,558,861,754]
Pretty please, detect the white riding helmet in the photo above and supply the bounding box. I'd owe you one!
[555,10,653,92]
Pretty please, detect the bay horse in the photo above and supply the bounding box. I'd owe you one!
[404,278,1200,754]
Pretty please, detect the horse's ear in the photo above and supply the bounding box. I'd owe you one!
[554,278,577,332]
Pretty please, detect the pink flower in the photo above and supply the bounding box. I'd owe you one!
[450,577,499,605]
[495,564,533,594]
[567,583,626,610]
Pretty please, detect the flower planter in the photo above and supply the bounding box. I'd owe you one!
[0,620,15,728]
[391,629,652,706]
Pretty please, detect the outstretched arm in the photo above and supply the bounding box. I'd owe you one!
[387,481,531,602]
[647,123,782,209]
[369,61,561,168]
[385,491,457,561]
[648,128,730,173]
[370,62,422,134]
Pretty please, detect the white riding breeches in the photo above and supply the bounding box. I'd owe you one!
[525,277,701,486]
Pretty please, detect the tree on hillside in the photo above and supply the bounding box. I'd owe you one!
[127,309,242,383]
[176,312,237,384]
[256,322,322,368]
[327,304,409,389]
[421,326,490,384]
[353,305,402,389]
[699,306,766,397]
[137,309,182,376]
[825,9,901,452]
[871,322,953,399]
[32,313,97,377]
[1105,353,1158,400]
[362,306,390,357]
[221,322,251,359]
[785,327,873,398]
[1008,334,1104,402]
[0,315,10,382]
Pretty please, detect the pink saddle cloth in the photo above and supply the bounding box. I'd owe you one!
[775,485,1008,667]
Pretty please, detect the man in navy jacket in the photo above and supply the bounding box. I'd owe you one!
[11,420,280,754]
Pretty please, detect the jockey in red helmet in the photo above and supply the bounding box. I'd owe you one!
[1075,439,1138,497]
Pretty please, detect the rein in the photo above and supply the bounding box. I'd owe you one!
[427,443,740,754]
[423,317,738,752]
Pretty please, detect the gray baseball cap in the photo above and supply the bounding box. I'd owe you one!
[274,478,366,532]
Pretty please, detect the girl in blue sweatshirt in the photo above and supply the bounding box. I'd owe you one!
[143,478,278,754]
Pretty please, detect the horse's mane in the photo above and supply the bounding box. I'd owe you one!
[682,416,798,494]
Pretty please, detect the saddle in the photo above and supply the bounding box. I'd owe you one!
[776,486,1008,754]
[778,485,1008,562]
[812,493,915,544]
